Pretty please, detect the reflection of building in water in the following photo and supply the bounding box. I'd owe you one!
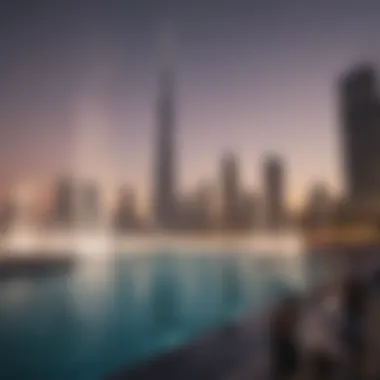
[114,186,139,232]
[112,262,139,328]
[221,257,241,308]
[151,260,181,330]
[66,260,116,330]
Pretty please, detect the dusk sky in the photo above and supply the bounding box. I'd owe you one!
[1,0,380,209]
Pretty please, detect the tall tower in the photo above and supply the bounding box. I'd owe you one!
[340,63,380,208]
[221,152,241,229]
[153,31,177,229]
[304,181,333,227]
[114,186,138,231]
[80,180,100,226]
[263,154,285,229]
[53,177,75,226]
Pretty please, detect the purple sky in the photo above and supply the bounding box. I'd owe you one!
[0,0,379,209]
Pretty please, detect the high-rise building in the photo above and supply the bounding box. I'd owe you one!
[194,182,215,230]
[114,186,138,231]
[303,181,334,227]
[177,182,214,231]
[0,195,16,231]
[340,63,380,208]
[52,177,74,225]
[221,152,241,229]
[176,193,198,231]
[239,191,257,229]
[153,33,177,229]
[263,155,285,229]
[80,181,100,225]
[53,177,101,227]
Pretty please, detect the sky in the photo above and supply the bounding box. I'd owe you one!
[0,0,380,210]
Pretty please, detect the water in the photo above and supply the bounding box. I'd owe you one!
[0,251,306,380]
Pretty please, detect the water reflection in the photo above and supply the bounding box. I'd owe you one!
[150,254,181,332]
[66,258,116,325]
[221,256,241,313]
[0,280,36,314]
[0,251,307,380]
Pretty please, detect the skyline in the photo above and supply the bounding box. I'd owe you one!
[1,1,380,210]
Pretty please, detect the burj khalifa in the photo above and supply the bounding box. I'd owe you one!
[153,31,177,229]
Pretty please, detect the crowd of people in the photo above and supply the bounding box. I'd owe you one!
[269,264,380,380]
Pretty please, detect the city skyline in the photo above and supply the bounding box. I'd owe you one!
[1,1,380,211]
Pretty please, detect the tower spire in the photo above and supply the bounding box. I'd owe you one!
[153,26,177,229]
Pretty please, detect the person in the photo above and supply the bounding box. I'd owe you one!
[340,274,368,378]
[270,296,300,380]
[300,290,342,380]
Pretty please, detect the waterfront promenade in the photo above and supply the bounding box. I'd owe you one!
[107,246,380,380]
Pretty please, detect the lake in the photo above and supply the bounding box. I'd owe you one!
[0,251,307,380]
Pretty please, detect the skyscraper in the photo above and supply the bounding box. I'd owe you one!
[304,181,334,227]
[80,180,100,226]
[221,152,241,229]
[0,194,16,231]
[153,32,177,229]
[239,191,257,229]
[340,63,380,208]
[53,177,74,225]
[177,181,215,231]
[114,186,138,231]
[263,154,285,229]
[194,181,215,230]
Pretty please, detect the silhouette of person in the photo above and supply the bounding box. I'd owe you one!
[341,274,368,378]
[300,289,342,380]
[270,296,300,380]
